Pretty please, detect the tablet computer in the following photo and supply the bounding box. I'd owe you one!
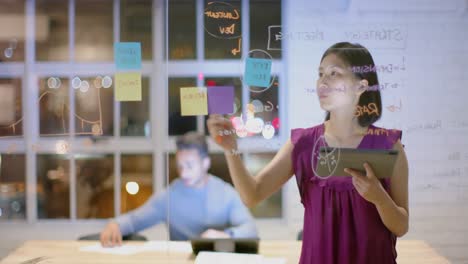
[315,147,399,179]
[190,238,259,255]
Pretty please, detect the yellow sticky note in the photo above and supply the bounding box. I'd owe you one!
[180,87,208,116]
[115,72,142,101]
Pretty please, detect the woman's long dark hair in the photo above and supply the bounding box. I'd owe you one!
[321,42,382,127]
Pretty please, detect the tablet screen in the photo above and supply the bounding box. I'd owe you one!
[315,147,398,179]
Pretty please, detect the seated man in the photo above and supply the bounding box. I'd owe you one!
[100,132,257,246]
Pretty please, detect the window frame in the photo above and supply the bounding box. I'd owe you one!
[0,0,287,223]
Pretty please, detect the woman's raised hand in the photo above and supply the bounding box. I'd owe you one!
[206,114,238,153]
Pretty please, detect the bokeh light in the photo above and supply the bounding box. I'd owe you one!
[126,181,139,195]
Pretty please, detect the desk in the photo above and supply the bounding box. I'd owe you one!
[0,240,449,264]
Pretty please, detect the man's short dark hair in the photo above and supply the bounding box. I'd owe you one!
[176,132,209,158]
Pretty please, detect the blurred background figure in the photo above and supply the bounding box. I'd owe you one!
[100,131,257,246]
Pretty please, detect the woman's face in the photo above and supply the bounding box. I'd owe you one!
[316,53,364,113]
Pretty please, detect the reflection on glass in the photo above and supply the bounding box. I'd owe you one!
[250,0,282,59]
[121,154,152,213]
[36,0,69,61]
[121,78,150,137]
[76,154,114,219]
[204,0,242,59]
[39,77,70,136]
[169,0,196,60]
[37,155,70,219]
[168,78,197,135]
[203,77,243,135]
[245,153,281,218]
[0,0,25,61]
[0,78,23,137]
[250,80,279,137]
[121,0,153,60]
[75,0,113,61]
[0,154,26,220]
[74,76,114,137]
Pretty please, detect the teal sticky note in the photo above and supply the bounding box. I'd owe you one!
[244,57,272,87]
[114,42,142,70]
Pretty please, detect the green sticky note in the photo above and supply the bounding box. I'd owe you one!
[180,87,208,116]
[115,72,142,101]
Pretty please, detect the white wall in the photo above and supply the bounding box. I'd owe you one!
[284,0,468,263]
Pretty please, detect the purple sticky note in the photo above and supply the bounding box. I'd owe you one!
[207,86,235,114]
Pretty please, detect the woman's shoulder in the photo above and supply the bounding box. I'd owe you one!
[290,123,324,145]
[367,125,402,138]
[366,125,403,148]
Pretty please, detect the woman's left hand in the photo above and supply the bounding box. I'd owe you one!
[344,163,387,205]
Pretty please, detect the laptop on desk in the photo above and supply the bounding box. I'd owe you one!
[190,238,259,255]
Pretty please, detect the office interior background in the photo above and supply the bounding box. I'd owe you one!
[0,0,467,262]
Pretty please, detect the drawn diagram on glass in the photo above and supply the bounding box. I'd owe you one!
[204,1,242,40]
[267,25,282,51]
[311,134,341,179]
[231,37,242,55]
[203,1,243,56]
[0,77,108,138]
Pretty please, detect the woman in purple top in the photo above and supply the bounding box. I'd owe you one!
[207,42,409,264]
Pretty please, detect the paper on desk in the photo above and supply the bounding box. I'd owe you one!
[79,241,193,255]
[195,252,286,264]
[79,243,143,255]
[141,241,193,253]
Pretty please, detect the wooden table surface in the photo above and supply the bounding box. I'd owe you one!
[0,240,450,264]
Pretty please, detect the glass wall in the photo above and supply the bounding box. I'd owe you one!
[0,0,285,242]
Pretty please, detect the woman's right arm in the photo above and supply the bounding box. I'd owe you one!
[207,115,295,207]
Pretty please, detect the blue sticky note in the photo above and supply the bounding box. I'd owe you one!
[244,57,272,87]
[114,42,142,70]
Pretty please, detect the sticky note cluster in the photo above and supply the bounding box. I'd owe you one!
[114,42,142,101]
[244,57,272,87]
[180,86,234,116]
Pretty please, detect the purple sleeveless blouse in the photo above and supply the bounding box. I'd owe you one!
[291,123,402,264]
